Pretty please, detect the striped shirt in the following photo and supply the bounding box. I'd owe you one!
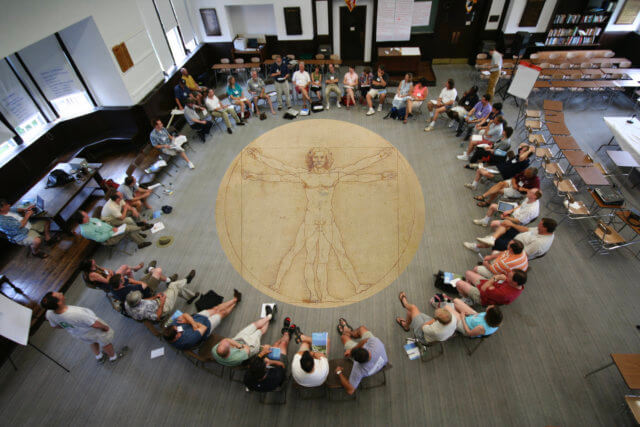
[489,250,528,275]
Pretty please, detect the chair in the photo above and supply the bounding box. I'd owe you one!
[528,133,546,147]
[413,334,445,363]
[250,56,261,75]
[458,333,491,356]
[315,53,325,59]
[587,221,629,256]
[326,358,356,401]
[255,375,289,405]
[360,363,392,390]
[181,333,225,377]
[293,381,327,400]
[558,193,594,225]
[543,157,565,179]
[552,171,578,201]
[625,395,640,423]
[234,58,247,82]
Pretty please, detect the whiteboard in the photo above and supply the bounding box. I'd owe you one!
[0,294,33,346]
[376,0,414,42]
[507,62,541,100]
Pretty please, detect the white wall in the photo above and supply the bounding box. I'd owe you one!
[190,0,314,42]
[606,0,640,32]
[316,0,329,35]
[227,5,277,36]
[59,18,133,106]
[502,0,558,34]
[136,0,175,73]
[0,0,165,104]
[332,0,374,62]
[485,0,506,31]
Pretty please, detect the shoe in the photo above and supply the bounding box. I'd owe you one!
[137,242,151,249]
[383,113,391,120]
[457,154,469,161]
[265,304,277,321]
[366,108,375,116]
[185,269,196,284]
[237,121,245,126]
[142,223,153,231]
[464,183,476,189]
[139,233,147,239]
[463,134,471,141]
[377,104,382,112]
[109,346,129,363]
[463,242,480,253]
[424,124,434,132]
[188,161,195,169]
[277,106,282,111]
[448,120,456,128]
[473,219,489,227]
[169,273,178,282]
[326,104,330,110]
[136,221,146,227]
[148,260,157,270]
[199,135,206,142]
[292,325,303,344]
[281,317,291,335]
[337,102,341,108]
[186,292,200,305]
[227,128,232,134]
[477,236,496,246]
[461,297,475,306]
[233,288,242,302]
[96,353,106,364]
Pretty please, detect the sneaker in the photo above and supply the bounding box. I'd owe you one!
[463,242,480,253]
[281,317,291,335]
[456,154,469,161]
[366,108,375,116]
[227,128,232,134]
[185,269,196,283]
[148,260,157,270]
[109,346,129,363]
[448,120,456,128]
[96,353,106,364]
[277,106,282,111]
[188,161,195,169]
[464,183,476,189]
[424,124,434,132]
[473,219,489,227]
[477,236,496,246]
[326,104,330,110]
[186,292,200,305]
[237,121,245,126]
[168,273,178,282]
[233,288,242,302]
[460,297,475,306]
[337,102,341,108]
[137,242,152,249]
[377,104,383,112]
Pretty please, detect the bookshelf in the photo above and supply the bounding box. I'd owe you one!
[544,1,616,47]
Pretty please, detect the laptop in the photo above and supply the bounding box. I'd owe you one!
[497,201,517,213]
[30,195,46,216]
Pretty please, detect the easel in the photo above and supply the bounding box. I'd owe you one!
[505,62,541,140]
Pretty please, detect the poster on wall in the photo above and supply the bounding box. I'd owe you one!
[411,1,432,26]
[615,0,640,25]
[200,8,222,36]
[376,0,414,41]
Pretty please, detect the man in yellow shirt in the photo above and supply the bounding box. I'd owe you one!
[180,68,206,103]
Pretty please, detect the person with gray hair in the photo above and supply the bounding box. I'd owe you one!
[124,269,198,322]
[269,55,291,110]
[247,70,276,115]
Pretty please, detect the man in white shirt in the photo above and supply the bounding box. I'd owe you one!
[204,89,244,134]
[466,189,543,250]
[487,47,503,98]
[396,292,456,344]
[425,78,458,131]
[292,62,312,109]
[292,333,330,387]
[100,192,149,229]
[42,291,126,363]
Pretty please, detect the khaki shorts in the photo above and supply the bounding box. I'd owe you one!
[344,331,374,351]
[476,265,493,279]
[20,220,46,245]
[466,286,482,305]
[233,324,263,356]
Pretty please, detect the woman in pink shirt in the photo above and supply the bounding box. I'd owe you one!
[405,77,428,123]
[343,66,359,109]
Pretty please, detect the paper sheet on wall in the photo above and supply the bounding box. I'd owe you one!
[376,0,414,42]
[411,1,432,26]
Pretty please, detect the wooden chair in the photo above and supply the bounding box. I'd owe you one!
[552,171,578,204]
[326,358,356,401]
[293,380,327,400]
[558,194,594,225]
[543,157,564,179]
[234,58,247,82]
[588,221,629,256]
[250,56,261,75]
[255,375,289,405]
[360,362,392,389]
[181,332,225,377]
[528,133,546,146]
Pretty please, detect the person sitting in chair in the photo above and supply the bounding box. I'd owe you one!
[396,291,456,344]
[292,331,330,387]
[343,66,359,109]
[174,78,192,110]
[404,78,428,123]
[79,258,144,292]
[205,89,244,134]
[184,98,214,142]
[464,144,535,193]
[474,240,529,280]
[465,126,513,167]
[0,198,54,258]
[227,76,252,117]
[108,273,154,303]
[163,290,241,350]
[246,71,276,116]
[309,66,323,103]
[443,299,502,337]
[212,306,274,366]
[100,192,151,228]
[244,319,296,392]
[457,116,505,162]
[387,73,413,121]
[446,85,479,126]
[149,118,194,168]
[124,269,198,322]
[292,62,312,109]
[324,64,342,110]
[335,320,388,395]
[359,67,374,104]
[74,210,151,250]
[455,269,527,307]
[366,65,389,116]
[471,167,540,206]
[118,176,153,211]
[424,78,457,131]
[455,93,492,139]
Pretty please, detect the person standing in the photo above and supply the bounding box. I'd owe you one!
[487,47,503,98]
[269,56,291,110]
[41,291,126,363]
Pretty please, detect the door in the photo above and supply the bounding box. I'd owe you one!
[340,6,366,61]
[435,0,490,58]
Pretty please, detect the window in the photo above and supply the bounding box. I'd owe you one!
[166,27,187,65]
[154,0,199,67]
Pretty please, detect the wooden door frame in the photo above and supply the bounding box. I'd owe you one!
[332,0,374,62]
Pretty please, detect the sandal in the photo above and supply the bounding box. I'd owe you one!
[337,318,353,335]
[396,317,410,332]
[477,201,490,207]
[473,195,485,201]
[398,291,408,308]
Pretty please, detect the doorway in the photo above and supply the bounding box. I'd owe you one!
[340,6,366,61]
[434,0,490,58]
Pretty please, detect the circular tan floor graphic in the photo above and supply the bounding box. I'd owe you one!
[216,119,425,308]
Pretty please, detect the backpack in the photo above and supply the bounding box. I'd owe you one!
[46,169,74,188]
[433,270,457,294]
[389,107,399,119]
[195,290,224,311]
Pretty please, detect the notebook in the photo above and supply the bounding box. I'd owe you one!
[404,340,420,360]
[312,332,328,353]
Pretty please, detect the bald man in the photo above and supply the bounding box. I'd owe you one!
[397,291,456,344]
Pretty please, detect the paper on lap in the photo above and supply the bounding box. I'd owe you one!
[112,224,127,236]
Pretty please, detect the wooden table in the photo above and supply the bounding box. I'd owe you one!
[20,163,104,231]
[550,80,596,88]
[554,135,580,150]
[534,81,551,88]
[547,122,571,135]
[212,63,258,70]
[262,58,342,66]
[377,47,421,74]
[576,165,609,186]
[593,80,618,88]
[585,354,640,390]
[543,100,563,111]
[563,149,592,167]
[601,68,640,80]
[581,69,604,77]
[615,211,640,237]
[607,150,640,168]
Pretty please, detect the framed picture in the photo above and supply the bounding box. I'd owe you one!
[615,0,640,25]
[519,0,545,27]
[200,8,222,36]
[284,7,303,35]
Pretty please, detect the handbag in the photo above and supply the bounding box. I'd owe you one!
[195,290,224,311]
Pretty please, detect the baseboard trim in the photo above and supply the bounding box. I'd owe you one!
[432,58,469,64]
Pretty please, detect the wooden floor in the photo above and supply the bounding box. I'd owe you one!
[0,65,639,426]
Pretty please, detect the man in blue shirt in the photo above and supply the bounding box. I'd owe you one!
[74,210,151,249]
[269,56,291,110]
[184,99,213,142]
[0,198,52,258]
[335,321,388,394]
[456,94,492,140]
[174,79,192,110]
